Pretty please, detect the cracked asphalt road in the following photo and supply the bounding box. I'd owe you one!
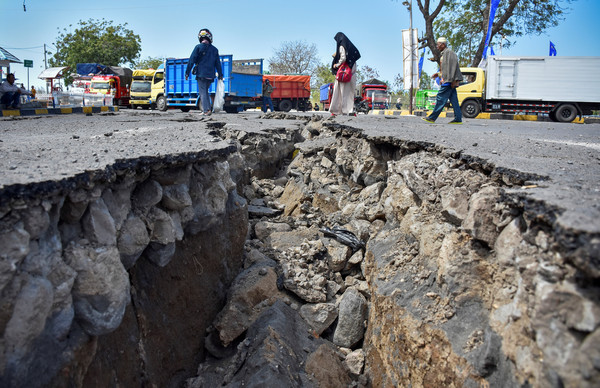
[1,109,599,233]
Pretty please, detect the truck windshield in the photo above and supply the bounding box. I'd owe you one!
[372,91,388,101]
[91,82,110,90]
[131,81,151,92]
[366,90,386,99]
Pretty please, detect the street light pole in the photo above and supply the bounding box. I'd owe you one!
[403,0,414,115]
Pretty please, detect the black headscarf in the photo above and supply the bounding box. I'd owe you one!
[331,32,361,75]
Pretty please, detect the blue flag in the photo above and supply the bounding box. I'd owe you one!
[418,48,425,79]
[549,41,557,56]
[490,46,495,56]
[483,0,501,59]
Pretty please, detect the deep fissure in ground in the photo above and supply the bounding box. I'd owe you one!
[0,113,598,388]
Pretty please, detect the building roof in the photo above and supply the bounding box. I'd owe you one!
[38,67,69,79]
[0,46,22,65]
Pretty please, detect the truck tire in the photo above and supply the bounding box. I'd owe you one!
[156,96,167,112]
[225,106,239,114]
[554,103,577,123]
[461,99,481,118]
[279,99,293,112]
[180,107,191,112]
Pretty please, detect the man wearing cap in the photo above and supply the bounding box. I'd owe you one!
[422,37,464,124]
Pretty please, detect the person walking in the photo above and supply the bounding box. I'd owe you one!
[262,79,274,113]
[0,74,30,109]
[329,32,361,116]
[185,28,223,115]
[422,37,464,124]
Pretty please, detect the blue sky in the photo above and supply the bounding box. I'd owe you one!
[1,0,599,90]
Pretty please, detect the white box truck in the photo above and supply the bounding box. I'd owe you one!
[456,56,600,122]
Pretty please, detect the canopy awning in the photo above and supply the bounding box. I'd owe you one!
[38,66,69,80]
[0,46,22,68]
[0,47,23,66]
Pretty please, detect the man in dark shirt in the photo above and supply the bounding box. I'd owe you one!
[185,29,223,115]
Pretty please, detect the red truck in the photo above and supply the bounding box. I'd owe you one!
[319,79,389,113]
[263,75,311,112]
[89,66,133,107]
[356,78,388,113]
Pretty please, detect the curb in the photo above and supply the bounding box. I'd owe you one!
[1,106,119,117]
[369,109,594,124]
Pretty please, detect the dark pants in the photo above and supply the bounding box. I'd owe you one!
[197,78,213,113]
[1,92,20,108]
[427,83,462,121]
[262,96,274,112]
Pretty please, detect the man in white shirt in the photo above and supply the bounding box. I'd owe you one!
[1,73,31,109]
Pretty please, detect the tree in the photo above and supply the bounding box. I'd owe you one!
[135,56,164,70]
[392,73,405,93]
[310,63,335,102]
[413,0,573,67]
[268,41,320,75]
[355,65,381,84]
[419,70,432,89]
[50,18,141,83]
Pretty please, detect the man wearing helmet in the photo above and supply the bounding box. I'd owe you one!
[185,28,223,115]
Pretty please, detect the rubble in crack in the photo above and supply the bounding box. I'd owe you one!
[186,114,600,388]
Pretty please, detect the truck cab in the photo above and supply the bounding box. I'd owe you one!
[90,74,130,107]
[356,79,388,112]
[456,67,485,118]
[130,69,156,109]
[150,64,164,110]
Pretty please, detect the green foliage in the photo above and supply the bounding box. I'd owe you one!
[431,0,574,66]
[49,18,141,84]
[310,63,335,102]
[134,56,164,70]
[419,70,432,89]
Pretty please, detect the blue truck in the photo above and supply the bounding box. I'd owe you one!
[160,55,263,113]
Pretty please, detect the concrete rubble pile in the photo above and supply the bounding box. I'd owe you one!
[185,114,600,388]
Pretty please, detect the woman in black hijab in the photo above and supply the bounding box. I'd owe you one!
[330,32,361,116]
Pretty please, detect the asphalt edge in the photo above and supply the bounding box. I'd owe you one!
[368,109,597,124]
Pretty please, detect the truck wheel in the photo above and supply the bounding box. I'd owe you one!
[225,106,239,114]
[279,99,293,112]
[461,100,480,118]
[554,103,577,123]
[156,96,167,111]
[180,107,191,112]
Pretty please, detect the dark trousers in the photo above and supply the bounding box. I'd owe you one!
[262,97,274,112]
[1,92,20,108]
[428,83,462,121]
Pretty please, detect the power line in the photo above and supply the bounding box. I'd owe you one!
[2,45,45,50]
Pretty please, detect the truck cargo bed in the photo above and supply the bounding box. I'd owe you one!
[165,56,263,110]
[485,56,600,103]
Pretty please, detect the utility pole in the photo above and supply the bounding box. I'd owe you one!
[403,0,414,115]
[44,43,47,69]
